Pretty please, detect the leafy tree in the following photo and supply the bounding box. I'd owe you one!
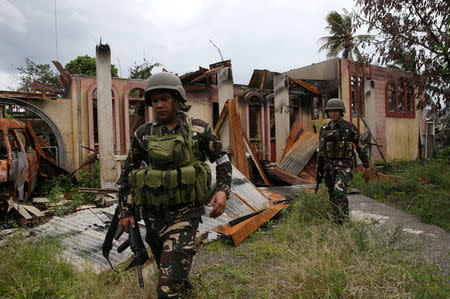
[15,57,61,91]
[65,55,118,77]
[386,51,417,72]
[318,9,373,61]
[128,58,161,80]
[353,0,449,108]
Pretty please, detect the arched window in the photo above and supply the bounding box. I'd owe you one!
[123,86,151,153]
[87,84,120,154]
[387,80,396,113]
[248,96,262,142]
[243,91,266,160]
[385,79,415,117]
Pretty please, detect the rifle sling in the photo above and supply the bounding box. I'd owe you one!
[102,205,121,273]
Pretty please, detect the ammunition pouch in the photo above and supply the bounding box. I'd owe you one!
[147,134,191,169]
[128,162,211,208]
[324,127,353,160]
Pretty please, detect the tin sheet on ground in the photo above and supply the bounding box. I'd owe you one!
[32,163,272,272]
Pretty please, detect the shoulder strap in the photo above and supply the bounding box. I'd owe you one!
[136,122,153,152]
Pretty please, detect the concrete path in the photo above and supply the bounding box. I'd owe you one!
[349,193,449,274]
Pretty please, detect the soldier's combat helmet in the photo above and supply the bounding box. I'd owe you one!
[144,72,188,106]
[325,98,346,113]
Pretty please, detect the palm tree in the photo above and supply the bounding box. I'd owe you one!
[318,9,372,61]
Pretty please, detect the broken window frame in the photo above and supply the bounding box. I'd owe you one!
[311,97,320,120]
[348,61,372,128]
[87,84,120,154]
[265,93,275,162]
[384,79,415,118]
[289,95,302,129]
[243,91,267,161]
[123,86,152,154]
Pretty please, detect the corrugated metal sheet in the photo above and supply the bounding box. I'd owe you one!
[278,129,319,176]
[206,161,270,220]
[32,205,135,273]
[31,162,271,272]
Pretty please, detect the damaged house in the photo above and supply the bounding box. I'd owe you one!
[0,57,427,187]
[0,51,430,268]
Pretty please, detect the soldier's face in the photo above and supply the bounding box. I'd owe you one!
[151,91,177,122]
[328,110,341,122]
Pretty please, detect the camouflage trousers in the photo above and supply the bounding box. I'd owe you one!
[143,208,200,299]
[324,166,353,224]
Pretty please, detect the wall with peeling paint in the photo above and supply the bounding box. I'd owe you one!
[386,115,419,160]
[285,59,425,162]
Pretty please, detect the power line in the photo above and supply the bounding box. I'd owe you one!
[54,0,58,61]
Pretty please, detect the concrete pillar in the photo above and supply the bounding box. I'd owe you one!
[274,75,290,164]
[96,43,117,188]
[217,67,233,153]
[364,80,376,162]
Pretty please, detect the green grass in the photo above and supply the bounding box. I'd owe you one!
[0,233,157,299]
[39,161,101,216]
[192,191,449,298]
[351,158,450,231]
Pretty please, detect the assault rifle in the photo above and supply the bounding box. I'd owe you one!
[118,222,148,288]
[102,205,149,288]
[315,156,324,194]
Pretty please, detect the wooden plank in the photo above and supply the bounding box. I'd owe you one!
[214,100,229,133]
[228,98,250,178]
[213,203,288,246]
[17,205,33,219]
[242,132,271,186]
[293,79,319,95]
[22,205,45,217]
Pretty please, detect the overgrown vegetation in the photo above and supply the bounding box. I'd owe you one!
[0,233,155,298]
[39,161,101,216]
[352,152,450,231]
[192,191,448,298]
[0,186,447,298]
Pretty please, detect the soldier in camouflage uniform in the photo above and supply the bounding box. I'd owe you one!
[317,98,370,224]
[117,72,232,298]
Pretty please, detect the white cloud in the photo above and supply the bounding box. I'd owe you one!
[0,0,27,33]
[0,69,17,90]
[0,0,360,86]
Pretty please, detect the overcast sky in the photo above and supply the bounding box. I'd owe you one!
[0,0,358,89]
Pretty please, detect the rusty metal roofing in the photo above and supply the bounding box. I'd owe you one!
[248,69,280,89]
[29,81,64,93]
[179,67,208,83]
[0,90,58,101]
[31,162,272,272]
[278,128,319,176]
[190,65,225,83]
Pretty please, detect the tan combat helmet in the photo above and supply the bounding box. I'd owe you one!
[325,98,346,113]
[144,72,187,106]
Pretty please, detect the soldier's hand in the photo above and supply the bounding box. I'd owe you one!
[120,216,135,233]
[362,168,371,184]
[208,191,227,218]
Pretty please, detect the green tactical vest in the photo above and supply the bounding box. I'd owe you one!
[324,124,353,160]
[128,118,211,208]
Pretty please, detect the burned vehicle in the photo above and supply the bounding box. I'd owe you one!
[0,118,40,208]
